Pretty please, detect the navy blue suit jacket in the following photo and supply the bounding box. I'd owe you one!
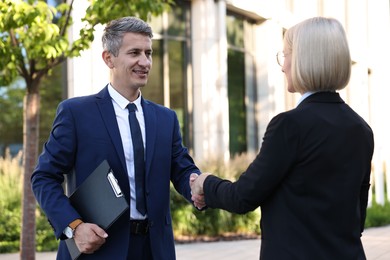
[203,92,374,259]
[32,86,200,260]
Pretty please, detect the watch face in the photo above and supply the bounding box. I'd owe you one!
[64,227,73,238]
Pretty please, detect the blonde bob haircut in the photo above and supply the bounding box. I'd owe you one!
[284,17,351,93]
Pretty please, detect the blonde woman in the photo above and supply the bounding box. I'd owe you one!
[191,17,374,259]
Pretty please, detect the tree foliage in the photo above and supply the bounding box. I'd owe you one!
[0,0,173,92]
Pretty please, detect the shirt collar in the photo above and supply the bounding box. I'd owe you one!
[297,91,315,107]
[108,83,142,110]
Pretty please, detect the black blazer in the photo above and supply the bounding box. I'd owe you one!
[204,92,374,259]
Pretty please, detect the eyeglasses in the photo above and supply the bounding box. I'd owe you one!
[276,51,288,67]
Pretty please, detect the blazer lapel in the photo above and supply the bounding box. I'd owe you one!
[95,86,127,174]
[141,98,156,178]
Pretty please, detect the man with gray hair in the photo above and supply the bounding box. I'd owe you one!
[32,16,203,260]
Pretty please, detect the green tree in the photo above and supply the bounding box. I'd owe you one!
[0,0,172,258]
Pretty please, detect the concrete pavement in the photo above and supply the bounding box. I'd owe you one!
[361,225,390,260]
[1,225,389,259]
[176,225,390,259]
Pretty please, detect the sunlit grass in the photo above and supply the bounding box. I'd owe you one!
[0,150,23,210]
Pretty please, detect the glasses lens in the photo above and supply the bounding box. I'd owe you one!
[276,52,284,67]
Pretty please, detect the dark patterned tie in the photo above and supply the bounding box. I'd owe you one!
[127,103,147,215]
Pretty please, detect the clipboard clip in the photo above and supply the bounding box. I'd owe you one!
[107,170,123,198]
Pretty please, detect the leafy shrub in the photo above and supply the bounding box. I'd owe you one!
[0,151,22,253]
[171,152,261,239]
[35,207,59,252]
[365,200,390,228]
[0,151,58,252]
[170,187,260,238]
[0,208,21,253]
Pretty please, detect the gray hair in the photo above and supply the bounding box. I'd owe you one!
[102,16,153,57]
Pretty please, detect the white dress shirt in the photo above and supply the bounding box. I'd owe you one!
[108,84,147,220]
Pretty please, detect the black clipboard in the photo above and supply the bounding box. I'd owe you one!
[65,160,129,259]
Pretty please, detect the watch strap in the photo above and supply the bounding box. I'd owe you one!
[69,219,83,230]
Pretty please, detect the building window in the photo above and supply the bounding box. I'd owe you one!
[226,12,256,156]
[228,49,247,155]
[145,1,191,146]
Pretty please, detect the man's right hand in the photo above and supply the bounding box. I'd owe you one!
[190,173,212,209]
[74,223,108,254]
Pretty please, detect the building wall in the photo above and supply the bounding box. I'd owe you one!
[191,0,230,161]
[67,0,108,98]
[67,0,390,204]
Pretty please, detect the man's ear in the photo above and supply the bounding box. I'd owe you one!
[102,50,114,69]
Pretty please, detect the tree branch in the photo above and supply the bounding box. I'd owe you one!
[9,29,31,89]
[59,0,74,37]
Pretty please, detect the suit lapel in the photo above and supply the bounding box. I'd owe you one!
[95,86,127,174]
[141,98,156,178]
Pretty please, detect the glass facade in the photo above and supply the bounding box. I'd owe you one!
[145,1,191,145]
[228,49,247,155]
[226,13,256,155]
[145,2,256,154]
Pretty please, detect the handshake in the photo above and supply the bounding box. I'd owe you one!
[189,173,211,209]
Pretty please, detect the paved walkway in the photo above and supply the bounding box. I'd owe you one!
[1,225,389,259]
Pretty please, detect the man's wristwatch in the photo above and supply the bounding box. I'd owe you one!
[64,219,83,239]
